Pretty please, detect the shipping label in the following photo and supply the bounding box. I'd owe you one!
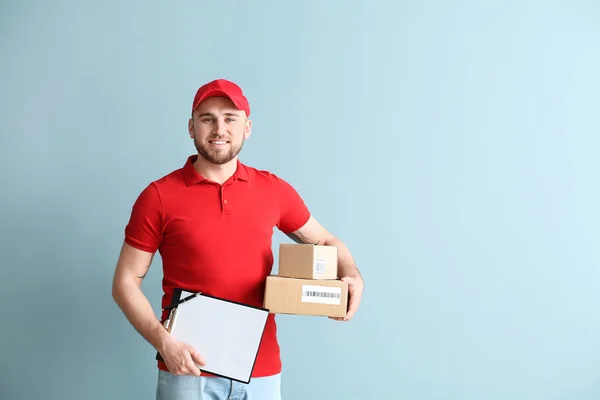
[301,285,341,305]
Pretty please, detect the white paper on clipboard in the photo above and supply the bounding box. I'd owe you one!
[169,290,269,384]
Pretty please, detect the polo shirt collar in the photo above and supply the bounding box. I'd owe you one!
[183,155,249,186]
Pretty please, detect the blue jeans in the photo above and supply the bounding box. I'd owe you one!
[156,370,281,400]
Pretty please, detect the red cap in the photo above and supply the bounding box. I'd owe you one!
[192,79,250,116]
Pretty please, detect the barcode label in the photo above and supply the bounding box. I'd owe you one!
[301,285,342,305]
[303,291,340,298]
[314,259,326,276]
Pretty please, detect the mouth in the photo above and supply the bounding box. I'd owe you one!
[208,139,229,146]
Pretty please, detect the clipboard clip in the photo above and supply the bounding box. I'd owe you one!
[162,291,202,332]
[163,292,202,311]
[163,308,177,332]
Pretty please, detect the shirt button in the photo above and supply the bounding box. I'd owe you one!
[224,199,228,204]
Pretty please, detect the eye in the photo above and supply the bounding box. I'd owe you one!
[201,117,213,123]
[225,117,236,123]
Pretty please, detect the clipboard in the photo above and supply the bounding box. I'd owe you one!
[156,288,270,384]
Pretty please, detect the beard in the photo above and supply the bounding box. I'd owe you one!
[194,136,245,165]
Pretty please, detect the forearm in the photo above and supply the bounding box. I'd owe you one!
[112,280,169,353]
[325,237,362,281]
[285,216,363,282]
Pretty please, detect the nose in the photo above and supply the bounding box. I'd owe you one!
[213,118,227,136]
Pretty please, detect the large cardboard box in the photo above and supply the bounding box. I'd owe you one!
[263,275,348,318]
[278,243,338,280]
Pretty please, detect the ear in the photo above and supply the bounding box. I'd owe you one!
[188,118,194,138]
[244,119,252,140]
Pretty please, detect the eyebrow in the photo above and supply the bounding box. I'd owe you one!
[197,112,241,118]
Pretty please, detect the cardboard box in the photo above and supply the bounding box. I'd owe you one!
[278,243,338,280]
[263,275,348,318]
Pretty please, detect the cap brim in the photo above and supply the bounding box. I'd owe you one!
[193,89,246,114]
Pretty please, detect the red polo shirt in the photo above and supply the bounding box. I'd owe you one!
[123,155,311,377]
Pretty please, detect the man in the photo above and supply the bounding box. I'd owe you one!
[112,78,364,399]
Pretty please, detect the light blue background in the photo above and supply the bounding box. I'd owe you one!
[2,1,600,399]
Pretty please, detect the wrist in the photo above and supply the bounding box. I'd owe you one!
[150,321,172,354]
[339,268,361,280]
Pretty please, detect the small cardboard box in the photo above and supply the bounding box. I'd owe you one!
[278,243,338,280]
[263,275,348,318]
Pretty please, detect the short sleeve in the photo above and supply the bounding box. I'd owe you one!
[275,175,311,234]
[124,183,163,253]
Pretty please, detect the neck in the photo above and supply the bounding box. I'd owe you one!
[193,155,238,184]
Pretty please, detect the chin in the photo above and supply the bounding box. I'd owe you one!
[205,153,236,165]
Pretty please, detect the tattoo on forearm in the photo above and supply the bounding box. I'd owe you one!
[286,231,320,245]
[137,267,150,279]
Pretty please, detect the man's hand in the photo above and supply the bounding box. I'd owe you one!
[284,216,364,323]
[331,275,364,322]
[159,336,206,376]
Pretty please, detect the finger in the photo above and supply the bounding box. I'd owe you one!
[340,277,360,322]
[343,310,355,322]
[343,292,361,322]
[341,277,355,286]
[172,355,189,375]
[183,351,202,377]
[184,344,205,366]
[188,347,206,367]
[343,296,356,321]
